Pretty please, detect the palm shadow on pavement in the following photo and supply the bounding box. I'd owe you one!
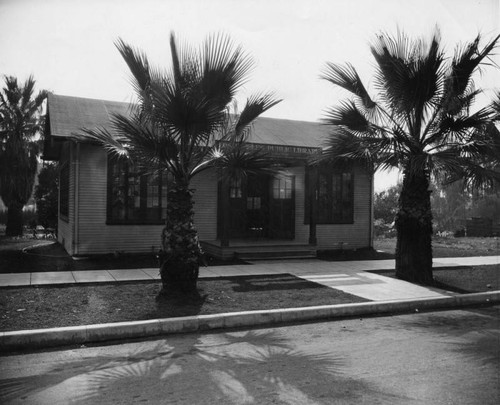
[0,328,411,404]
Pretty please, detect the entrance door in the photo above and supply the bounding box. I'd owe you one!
[269,175,295,239]
[224,174,269,238]
[245,174,269,238]
[220,173,295,240]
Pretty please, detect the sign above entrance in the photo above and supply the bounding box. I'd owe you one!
[244,143,321,158]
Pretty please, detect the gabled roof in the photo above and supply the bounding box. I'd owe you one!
[46,93,330,149]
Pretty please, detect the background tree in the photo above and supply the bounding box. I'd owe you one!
[470,187,500,223]
[374,183,402,224]
[430,180,470,233]
[81,33,280,296]
[320,30,500,284]
[0,76,47,236]
[34,163,59,231]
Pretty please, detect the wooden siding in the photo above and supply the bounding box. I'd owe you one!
[75,145,163,255]
[57,142,74,255]
[191,169,218,240]
[293,164,372,250]
[62,143,371,255]
[74,145,219,255]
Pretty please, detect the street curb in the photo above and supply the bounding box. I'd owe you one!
[1,291,499,352]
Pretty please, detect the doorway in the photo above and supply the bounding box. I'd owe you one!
[219,173,295,240]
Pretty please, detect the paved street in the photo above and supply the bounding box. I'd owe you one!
[1,306,499,404]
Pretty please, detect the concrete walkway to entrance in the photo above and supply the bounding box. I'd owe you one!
[0,256,498,302]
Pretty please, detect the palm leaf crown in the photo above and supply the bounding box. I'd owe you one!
[320,29,500,190]
[0,75,47,205]
[81,32,280,181]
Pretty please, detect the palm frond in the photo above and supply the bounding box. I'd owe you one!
[321,62,376,110]
[115,38,152,96]
[77,126,129,158]
[206,143,277,182]
[103,32,278,184]
[443,160,500,190]
[110,113,180,169]
[371,29,444,117]
[442,34,500,115]
[491,91,500,118]
[202,32,254,98]
[322,100,374,133]
[319,128,376,166]
[234,93,282,139]
[427,104,497,149]
[21,75,36,107]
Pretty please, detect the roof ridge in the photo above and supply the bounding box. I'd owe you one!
[49,93,322,124]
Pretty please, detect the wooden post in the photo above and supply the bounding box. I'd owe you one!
[220,178,230,247]
[308,165,317,245]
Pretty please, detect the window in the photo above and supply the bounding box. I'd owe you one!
[59,163,69,220]
[305,165,354,224]
[107,157,168,224]
[272,176,293,199]
[229,178,242,198]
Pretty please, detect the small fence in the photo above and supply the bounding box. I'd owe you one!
[466,217,500,237]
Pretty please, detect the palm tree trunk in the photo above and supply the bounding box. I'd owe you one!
[5,202,24,237]
[395,169,434,285]
[159,180,202,295]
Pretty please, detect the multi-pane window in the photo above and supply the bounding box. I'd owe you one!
[229,178,242,198]
[59,163,69,219]
[273,176,293,199]
[305,166,354,224]
[107,157,168,224]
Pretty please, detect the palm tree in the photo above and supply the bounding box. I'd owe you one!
[320,29,500,285]
[81,33,280,295]
[0,76,47,236]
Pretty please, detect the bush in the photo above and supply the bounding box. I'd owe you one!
[34,163,59,230]
[374,219,396,238]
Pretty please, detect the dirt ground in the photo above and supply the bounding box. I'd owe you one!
[0,275,367,332]
[374,236,500,257]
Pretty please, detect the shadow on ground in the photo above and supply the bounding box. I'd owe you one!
[0,240,247,273]
[0,329,408,404]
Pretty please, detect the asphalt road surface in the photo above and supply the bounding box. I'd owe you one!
[1,306,499,404]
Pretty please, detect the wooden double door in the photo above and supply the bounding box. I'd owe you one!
[219,173,295,240]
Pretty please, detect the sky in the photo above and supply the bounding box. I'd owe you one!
[1,0,499,191]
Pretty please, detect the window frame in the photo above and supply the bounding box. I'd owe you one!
[304,164,354,225]
[106,156,168,225]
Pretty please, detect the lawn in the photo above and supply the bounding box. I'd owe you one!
[373,264,499,294]
[433,265,500,293]
[374,236,500,257]
[0,275,367,332]
[374,236,499,293]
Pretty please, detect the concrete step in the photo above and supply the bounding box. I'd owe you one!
[236,248,317,261]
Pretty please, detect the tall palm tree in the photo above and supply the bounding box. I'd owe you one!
[81,33,280,295]
[0,76,47,236]
[320,29,500,285]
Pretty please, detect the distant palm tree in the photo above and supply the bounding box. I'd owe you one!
[320,30,500,284]
[81,33,280,295]
[0,76,47,236]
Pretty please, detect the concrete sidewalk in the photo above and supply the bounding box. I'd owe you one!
[1,255,498,302]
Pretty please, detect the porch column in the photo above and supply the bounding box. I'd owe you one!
[308,165,317,245]
[220,178,230,247]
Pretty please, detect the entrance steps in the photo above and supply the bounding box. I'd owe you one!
[201,241,317,261]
